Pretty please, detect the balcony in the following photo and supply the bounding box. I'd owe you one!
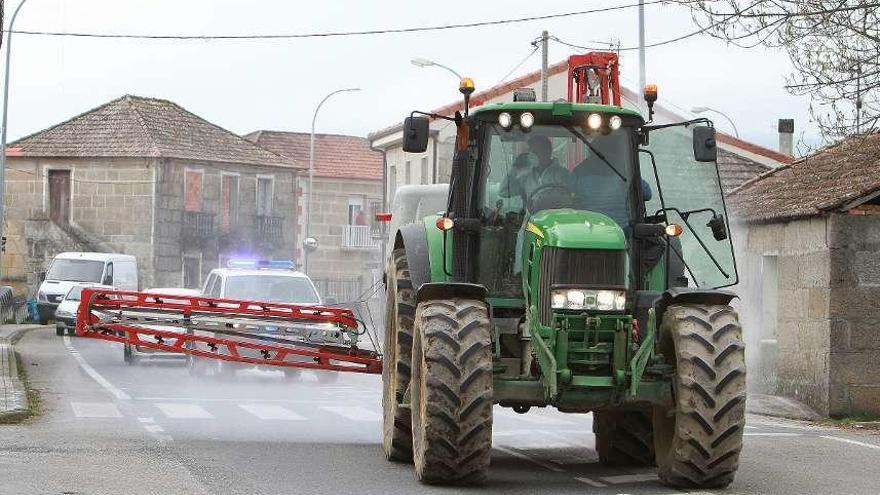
[182,210,215,242]
[343,224,379,248]
[256,215,284,246]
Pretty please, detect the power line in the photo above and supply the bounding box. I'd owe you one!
[498,46,540,84]
[2,0,687,41]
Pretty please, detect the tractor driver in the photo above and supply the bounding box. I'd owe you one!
[498,135,571,211]
[497,135,571,277]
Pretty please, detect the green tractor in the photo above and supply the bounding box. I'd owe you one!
[382,72,745,488]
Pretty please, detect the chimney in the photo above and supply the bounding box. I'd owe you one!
[778,118,794,156]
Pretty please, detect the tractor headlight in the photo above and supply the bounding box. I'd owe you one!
[609,115,622,130]
[498,112,512,129]
[550,288,626,311]
[519,112,535,129]
[586,113,603,130]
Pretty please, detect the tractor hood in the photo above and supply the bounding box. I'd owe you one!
[527,209,626,250]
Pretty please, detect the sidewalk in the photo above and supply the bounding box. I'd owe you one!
[0,324,45,421]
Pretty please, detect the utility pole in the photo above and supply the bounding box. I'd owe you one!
[638,0,646,113]
[540,30,549,102]
[0,0,27,281]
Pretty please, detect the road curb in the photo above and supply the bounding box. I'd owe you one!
[0,325,43,422]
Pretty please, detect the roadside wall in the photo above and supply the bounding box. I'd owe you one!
[827,213,880,415]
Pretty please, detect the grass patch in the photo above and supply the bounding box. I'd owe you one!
[0,351,41,424]
[818,415,880,428]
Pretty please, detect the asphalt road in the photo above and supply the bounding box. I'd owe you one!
[2,327,880,495]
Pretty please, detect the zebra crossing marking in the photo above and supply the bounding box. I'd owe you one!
[155,402,215,419]
[239,403,307,421]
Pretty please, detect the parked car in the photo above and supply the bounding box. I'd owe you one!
[53,283,112,337]
[37,252,138,325]
[123,288,201,365]
[194,260,339,382]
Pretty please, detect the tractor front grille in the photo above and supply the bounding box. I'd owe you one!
[538,247,626,325]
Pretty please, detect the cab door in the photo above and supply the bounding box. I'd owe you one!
[639,124,738,289]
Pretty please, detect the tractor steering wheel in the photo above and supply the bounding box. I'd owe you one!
[526,183,577,212]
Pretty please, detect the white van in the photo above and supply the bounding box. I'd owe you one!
[37,252,138,324]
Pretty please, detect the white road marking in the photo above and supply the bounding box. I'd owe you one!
[821,435,880,451]
[155,403,215,419]
[63,336,131,400]
[137,417,155,424]
[239,403,306,421]
[600,473,658,484]
[144,424,165,433]
[320,405,381,422]
[70,402,122,418]
[493,446,566,472]
[574,476,607,487]
[744,432,802,437]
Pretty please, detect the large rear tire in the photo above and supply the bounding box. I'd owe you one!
[594,409,655,467]
[382,249,416,462]
[653,304,746,489]
[411,298,493,485]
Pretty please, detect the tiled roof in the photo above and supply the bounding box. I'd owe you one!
[244,131,382,180]
[728,133,880,223]
[6,95,292,168]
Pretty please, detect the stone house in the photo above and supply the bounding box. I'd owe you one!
[3,95,300,293]
[728,133,880,416]
[369,58,792,202]
[244,131,383,302]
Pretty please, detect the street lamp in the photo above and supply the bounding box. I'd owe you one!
[410,57,463,80]
[0,0,30,279]
[304,87,360,275]
[691,106,740,138]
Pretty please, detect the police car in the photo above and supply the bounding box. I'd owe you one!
[193,260,340,382]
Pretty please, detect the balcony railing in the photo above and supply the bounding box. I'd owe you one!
[182,211,215,241]
[256,215,284,245]
[343,224,379,248]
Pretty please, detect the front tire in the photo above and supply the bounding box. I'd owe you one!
[594,409,655,466]
[653,304,746,489]
[382,248,416,462]
[55,324,64,336]
[411,298,493,485]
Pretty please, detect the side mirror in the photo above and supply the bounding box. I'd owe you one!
[38,271,47,283]
[402,116,429,153]
[707,214,728,241]
[692,125,717,162]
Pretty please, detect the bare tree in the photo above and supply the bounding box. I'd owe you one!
[672,1,880,139]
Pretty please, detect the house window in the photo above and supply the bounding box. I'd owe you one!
[344,197,372,248]
[421,156,429,184]
[256,176,274,216]
[220,174,239,231]
[184,170,203,212]
[368,200,382,231]
[47,169,71,224]
[405,160,412,185]
[182,254,202,289]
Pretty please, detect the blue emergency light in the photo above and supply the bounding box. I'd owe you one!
[226,259,297,270]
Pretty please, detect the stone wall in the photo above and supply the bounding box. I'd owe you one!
[827,213,880,415]
[153,159,299,289]
[742,217,834,414]
[305,176,382,301]
[2,157,156,291]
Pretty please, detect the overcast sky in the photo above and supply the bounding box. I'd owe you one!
[5,0,820,153]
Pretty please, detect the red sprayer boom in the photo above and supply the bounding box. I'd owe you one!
[75,288,382,374]
[567,51,621,106]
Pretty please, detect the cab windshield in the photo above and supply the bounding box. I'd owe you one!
[479,123,634,226]
[46,259,105,283]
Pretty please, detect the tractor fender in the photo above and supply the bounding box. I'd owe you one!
[394,223,431,291]
[654,287,738,323]
[416,282,488,305]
